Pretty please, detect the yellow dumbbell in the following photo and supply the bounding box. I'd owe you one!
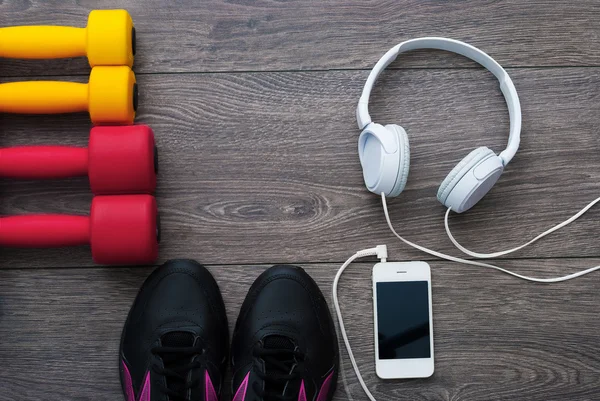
[0,10,135,67]
[0,66,137,125]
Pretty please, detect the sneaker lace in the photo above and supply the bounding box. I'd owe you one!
[251,341,305,401]
[151,343,206,401]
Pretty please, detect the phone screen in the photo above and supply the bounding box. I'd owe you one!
[376,281,431,360]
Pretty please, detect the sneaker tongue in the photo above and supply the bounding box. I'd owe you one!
[263,335,295,351]
[162,331,195,348]
[161,332,195,397]
[262,335,297,397]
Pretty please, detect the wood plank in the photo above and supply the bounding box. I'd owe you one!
[1,260,599,401]
[3,67,600,268]
[1,0,600,77]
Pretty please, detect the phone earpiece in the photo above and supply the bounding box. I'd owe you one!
[358,123,410,197]
[437,146,504,213]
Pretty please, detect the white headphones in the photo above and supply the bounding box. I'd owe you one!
[357,37,522,213]
[344,39,600,401]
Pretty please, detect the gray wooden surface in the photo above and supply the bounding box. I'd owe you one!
[1,1,600,400]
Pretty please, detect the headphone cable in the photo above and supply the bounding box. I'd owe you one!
[444,196,600,258]
[382,193,600,283]
[333,246,388,401]
[334,195,600,400]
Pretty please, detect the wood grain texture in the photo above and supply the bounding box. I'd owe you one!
[1,261,599,401]
[2,2,600,400]
[1,0,600,77]
[3,67,600,267]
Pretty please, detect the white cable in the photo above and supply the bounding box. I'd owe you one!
[381,193,600,283]
[333,247,387,401]
[444,196,600,258]
[335,197,600,400]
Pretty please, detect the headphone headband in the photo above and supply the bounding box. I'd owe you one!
[356,37,521,165]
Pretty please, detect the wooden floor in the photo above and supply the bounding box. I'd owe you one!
[2,1,600,400]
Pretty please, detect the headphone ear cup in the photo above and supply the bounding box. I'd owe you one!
[358,123,409,197]
[384,124,410,197]
[437,147,488,203]
[437,146,503,213]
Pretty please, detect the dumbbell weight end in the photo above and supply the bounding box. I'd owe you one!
[90,195,159,264]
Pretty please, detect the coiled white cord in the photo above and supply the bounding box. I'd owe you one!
[382,193,600,282]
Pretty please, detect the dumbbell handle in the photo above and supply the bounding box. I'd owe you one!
[0,81,88,114]
[0,215,90,247]
[0,147,88,179]
[0,26,86,59]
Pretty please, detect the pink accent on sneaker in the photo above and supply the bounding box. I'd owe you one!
[316,371,335,401]
[205,370,219,401]
[121,360,151,401]
[121,360,136,401]
[298,380,307,401]
[232,372,250,401]
[139,371,151,401]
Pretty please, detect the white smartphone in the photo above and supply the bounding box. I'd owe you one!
[372,261,434,379]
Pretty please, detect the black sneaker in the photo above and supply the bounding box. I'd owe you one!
[231,265,339,401]
[119,259,229,401]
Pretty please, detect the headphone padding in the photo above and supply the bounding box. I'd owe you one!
[358,123,400,196]
[437,147,493,204]
[385,124,410,197]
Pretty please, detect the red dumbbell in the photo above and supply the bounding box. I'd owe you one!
[0,195,159,265]
[0,125,157,195]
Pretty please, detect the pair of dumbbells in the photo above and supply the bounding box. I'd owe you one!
[0,126,160,265]
[0,10,137,124]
